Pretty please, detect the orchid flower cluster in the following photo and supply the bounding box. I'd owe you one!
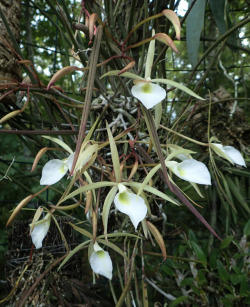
[8,8,247,283]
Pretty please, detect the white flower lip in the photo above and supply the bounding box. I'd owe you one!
[131,81,166,109]
[30,214,51,249]
[166,159,211,185]
[40,159,69,185]
[213,144,246,167]
[114,183,147,229]
[90,242,113,280]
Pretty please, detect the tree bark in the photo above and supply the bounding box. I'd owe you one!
[0,0,21,105]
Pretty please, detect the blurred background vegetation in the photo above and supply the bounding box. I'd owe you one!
[0,0,249,305]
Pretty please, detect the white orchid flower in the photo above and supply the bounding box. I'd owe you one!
[30,213,51,249]
[131,79,166,109]
[101,29,203,110]
[166,159,211,185]
[211,143,246,167]
[114,183,147,229]
[90,242,113,280]
[40,154,74,185]
[40,144,98,185]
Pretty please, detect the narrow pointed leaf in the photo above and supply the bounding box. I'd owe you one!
[137,164,161,197]
[126,182,178,206]
[154,102,162,130]
[191,241,207,265]
[190,182,204,198]
[152,78,204,100]
[58,240,92,270]
[58,182,117,204]
[186,0,206,66]
[69,222,93,239]
[52,215,69,252]
[145,29,155,79]
[102,186,118,240]
[49,202,81,210]
[42,136,73,154]
[106,123,121,182]
[100,70,144,80]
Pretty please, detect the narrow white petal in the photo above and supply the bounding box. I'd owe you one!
[223,146,246,167]
[66,153,75,172]
[212,143,246,167]
[90,245,113,280]
[30,215,51,249]
[167,159,211,185]
[40,159,68,185]
[131,82,166,109]
[114,185,147,229]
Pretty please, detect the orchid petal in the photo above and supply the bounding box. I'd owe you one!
[222,146,246,167]
[131,82,166,109]
[90,242,113,280]
[114,184,147,229]
[40,159,68,185]
[76,144,98,171]
[166,159,211,185]
[30,214,51,249]
[212,144,246,167]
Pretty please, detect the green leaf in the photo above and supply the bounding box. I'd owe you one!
[152,78,204,100]
[209,249,217,269]
[229,274,241,285]
[69,222,93,239]
[161,265,175,277]
[209,0,238,50]
[58,240,91,270]
[102,186,118,240]
[240,274,248,295]
[154,102,162,130]
[186,0,206,67]
[243,220,250,237]
[100,70,144,80]
[220,235,234,249]
[169,296,188,307]
[137,164,161,197]
[217,260,229,282]
[190,182,204,198]
[209,0,226,34]
[58,181,117,204]
[42,135,73,154]
[191,241,207,265]
[226,176,250,214]
[106,123,121,182]
[125,182,179,206]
